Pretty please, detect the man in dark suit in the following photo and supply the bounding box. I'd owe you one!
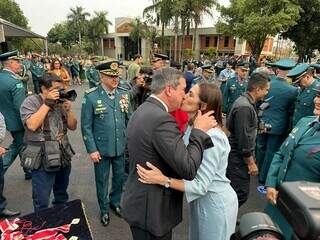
[121,67,216,240]
[184,63,195,93]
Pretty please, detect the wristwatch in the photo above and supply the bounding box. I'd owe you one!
[164,177,172,188]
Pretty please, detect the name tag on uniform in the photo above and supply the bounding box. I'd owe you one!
[16,83,24,89]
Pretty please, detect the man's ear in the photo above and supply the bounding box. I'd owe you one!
[164,85,172,97]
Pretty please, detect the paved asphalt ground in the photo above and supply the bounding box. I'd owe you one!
[2,83,267,240]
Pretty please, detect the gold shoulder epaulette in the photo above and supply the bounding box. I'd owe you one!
[85,87,98,94]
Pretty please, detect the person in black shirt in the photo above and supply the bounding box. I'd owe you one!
[226,72,270,207]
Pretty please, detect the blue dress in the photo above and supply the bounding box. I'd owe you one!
[183,126,238,240]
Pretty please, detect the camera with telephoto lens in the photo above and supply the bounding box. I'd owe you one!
[57,89,77,103]
[231,181,320,240]
[257,100,272,132]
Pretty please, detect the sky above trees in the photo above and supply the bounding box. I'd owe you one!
[14,0,229,35]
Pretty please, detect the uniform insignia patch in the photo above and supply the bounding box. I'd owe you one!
[82,98,86,104]
[292,127,298,134]
[16,83,23,89]
[85,87,98,94]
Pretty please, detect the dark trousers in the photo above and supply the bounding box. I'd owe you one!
[31,165,71,212]
[3,130,25,172]
[32,77,40,94]
[130,227,172,240]
[256,133,285,185]
[0,157,6,212]
[94,155,124,215]
[227,153,250,207]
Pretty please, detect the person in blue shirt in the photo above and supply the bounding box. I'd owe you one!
[218,62,235,94]
[136,82,238,240]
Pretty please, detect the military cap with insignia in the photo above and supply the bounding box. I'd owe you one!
[95,61,120,76]
[201,64,214,73]
[31,52,41,58]
[0,50,22,61]
[152,53,169,62]
[287,63,311,81]
[265,61,274,67]
[273,58,296,70]
[90,56,99,62]
[236,61,250,71]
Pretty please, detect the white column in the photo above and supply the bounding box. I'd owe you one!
[0,24,5,42]
[100,37,104,56]
[195,33,200,59]
[141,38,150,63]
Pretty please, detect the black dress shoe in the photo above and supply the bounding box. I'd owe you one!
[0,209,20,218]
[100,213,110,226]
[24,173,32,180]
[110,205,122,218]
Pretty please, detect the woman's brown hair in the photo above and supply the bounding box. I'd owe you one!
[198,82,223,126]
[51,58,62,70]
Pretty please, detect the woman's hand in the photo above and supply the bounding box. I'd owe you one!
[137,162,167,186]
[266,187,278,205]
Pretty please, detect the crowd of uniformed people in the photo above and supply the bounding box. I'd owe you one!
[0,47,320,240]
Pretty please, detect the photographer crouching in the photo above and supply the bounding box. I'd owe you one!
[20,72,77,212]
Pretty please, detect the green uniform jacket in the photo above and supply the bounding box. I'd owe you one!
[85,66,100,87]
[81,86,130,157]
[0,69,26,131]
[222,76,248,114]
[30,61,45,78]
[265,116,318,188]
[261,76,298,135]
[292,79,320,126]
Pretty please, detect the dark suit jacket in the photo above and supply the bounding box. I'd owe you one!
[121,97,213,236]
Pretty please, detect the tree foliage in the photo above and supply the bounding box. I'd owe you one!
[0,0,30,50]
[0,0,28,28]
[281,0,320,59]
[47,6,112,54]
[218,0,300,58]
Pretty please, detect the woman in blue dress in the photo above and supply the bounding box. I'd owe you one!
[137,82,238,240]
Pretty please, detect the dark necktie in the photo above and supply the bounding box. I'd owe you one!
[108,92,115,99]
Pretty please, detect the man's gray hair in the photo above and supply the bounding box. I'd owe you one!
[150,67,183,94]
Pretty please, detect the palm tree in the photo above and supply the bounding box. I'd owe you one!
[89,11,112,53]
[143,0,173,51]
[67,6,90,49]
[190,0,217,57]
[129,18,146,54]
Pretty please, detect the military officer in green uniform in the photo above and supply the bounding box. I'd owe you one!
[30,53,45,94]
[288,63,320,127]
[222,62,249,114]
[81,61,130,227]
[200,64,215,82]
[255,59,298,193]
[19,58,31,95]
[265,93,320,239]
[0,50,29,177]
[85,57,100,88]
